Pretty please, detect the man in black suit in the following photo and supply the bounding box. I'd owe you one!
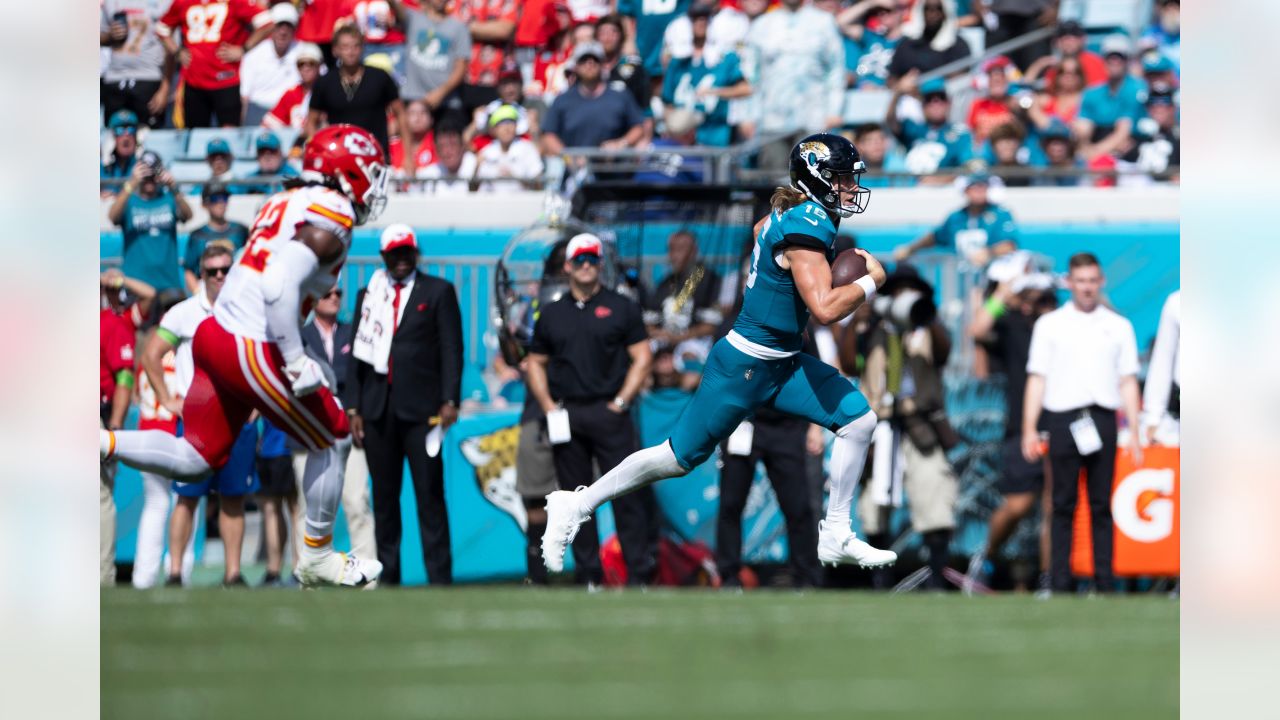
[289,286,378,565]
[347,225,463,585]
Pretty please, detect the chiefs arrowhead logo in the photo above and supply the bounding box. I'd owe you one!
[594,306,612,319]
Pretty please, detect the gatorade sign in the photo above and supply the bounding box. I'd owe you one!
[1071,446,1180,578]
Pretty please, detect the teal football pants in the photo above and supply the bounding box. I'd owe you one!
[667,338,873,469]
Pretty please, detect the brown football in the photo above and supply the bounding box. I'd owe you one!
[830,249,869,287]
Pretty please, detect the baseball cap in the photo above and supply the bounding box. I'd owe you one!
[202,180,231,200]
[688,1,715,18]
[1101,34,1131,58]
[1146,84,1176,106]
[206,138,232,157]
[108,109,139,131]
[364,52,395,74]
[664,108,703,136]
[256,132,282,152]
[920,77,948,99]
[498,67,523,84]
[1039,120,1072,141]
[1055,20,1085,38]
[488,104,521,128]
[982,55,1014,74]
[295,42,323,64]
[963,171,991,188]
[566,233,603,260]
[1141,50,1175,74]
[269,2,299,26]
[380,224,418,252]
[138,150,164,170]
[571,41,605,66]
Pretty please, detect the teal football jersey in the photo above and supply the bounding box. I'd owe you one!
[733,200,839,353]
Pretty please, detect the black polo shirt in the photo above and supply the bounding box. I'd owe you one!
[309,66,400,161]
[529,287,648,402]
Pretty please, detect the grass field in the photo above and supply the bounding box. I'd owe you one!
[102,587,1177,720]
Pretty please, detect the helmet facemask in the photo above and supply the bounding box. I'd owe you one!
[359,159,389,224]
[829,168,870,217]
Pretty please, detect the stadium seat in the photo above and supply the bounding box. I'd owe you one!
[1069,0,1145,35]
[138,130,188,166]
[842,88,893,126]
[168,159,212,184]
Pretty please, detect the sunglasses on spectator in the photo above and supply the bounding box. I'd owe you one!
[206,193,230,204]
[114,126,137,136]
[571,254,602,266]
[323,289,343,298]
[203,265,231,278]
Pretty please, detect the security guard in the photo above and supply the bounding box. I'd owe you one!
[526,234,659,586]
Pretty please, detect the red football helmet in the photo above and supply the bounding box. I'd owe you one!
[301,124,389,225]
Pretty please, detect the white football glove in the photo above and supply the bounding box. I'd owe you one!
[286,355,329,397]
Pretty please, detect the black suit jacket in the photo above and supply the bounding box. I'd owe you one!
[347,271,464,423]
[302,320,354,398]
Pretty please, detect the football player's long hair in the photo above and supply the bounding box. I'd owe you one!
[770,186,807,213]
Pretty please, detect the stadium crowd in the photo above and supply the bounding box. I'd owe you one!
[101,0,1180,192]
[99,0,1180,593]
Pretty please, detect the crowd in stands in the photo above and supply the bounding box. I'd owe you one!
[102,0,1180,192]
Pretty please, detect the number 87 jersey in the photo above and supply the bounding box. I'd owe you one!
[213,185,355,341]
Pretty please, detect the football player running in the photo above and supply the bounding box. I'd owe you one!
[542,133,898,573]
[103,124,389,588]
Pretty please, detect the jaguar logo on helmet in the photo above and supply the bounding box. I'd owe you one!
[799,140,831,179]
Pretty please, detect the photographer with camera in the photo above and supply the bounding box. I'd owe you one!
[107,151,192,294]
[857,265,957,590]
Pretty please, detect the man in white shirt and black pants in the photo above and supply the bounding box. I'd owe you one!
[1022,253,1143,594]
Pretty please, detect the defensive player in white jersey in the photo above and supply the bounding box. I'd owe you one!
[102,124,390,588]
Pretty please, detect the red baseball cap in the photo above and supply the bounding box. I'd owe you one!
[566,233,602,260]
[380,223,418,252]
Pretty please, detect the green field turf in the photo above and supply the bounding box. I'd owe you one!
[102,587,1177,720]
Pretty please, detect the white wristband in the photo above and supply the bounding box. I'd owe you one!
[855,275,878,301]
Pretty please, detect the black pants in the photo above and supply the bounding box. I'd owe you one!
[1045,406,1118,592]
[102,79,164,129]
[363,402,452,586]
[182,84,242,128]
[551,400,659,585]
[716,417,820,588]
[986,12,1053,73]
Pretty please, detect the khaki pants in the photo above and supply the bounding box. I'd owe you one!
[292,437,376,561]
[100,458,117,586]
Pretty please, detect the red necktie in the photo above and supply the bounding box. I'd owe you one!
[389,282,403,383]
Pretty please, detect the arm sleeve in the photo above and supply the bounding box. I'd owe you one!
[234,0,271,29]
[158,304,186,343]
[454,24,474,62]
[437,282,464,405]
[157,0,182,37]
[1118,318,1140,378]
[1142,295,1178,425]
[261,240,321,364]
[1025,319,1050,376]
[625,299,649,346]
[778,232,829,253]
[380,69,399,107]
[308,80,330,114]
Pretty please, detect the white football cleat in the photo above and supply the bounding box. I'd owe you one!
[817,520,897,568]
[541,488,592,573]
[294,551,382,588]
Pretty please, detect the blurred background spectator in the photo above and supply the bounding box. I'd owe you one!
[452,0,518,112]
[894,173,1017,266]
[108,151,191,294]
[1074,34,1144,162]
[204,137,236,187]
[966,56,1022,148]
[618,0,690,85]
[1117,83,1178,184]
[419,124,477,193]
[295,0,349,67]
[888,0,970,80]
[470,69,537,143]
[848,122,909,187]
[838,0,907,89]
[399,0,471,130]
[1140,0,1179,70]
[239,3,303,127]
[886,76,973,180]
[236,132,300,193]
[306,26,405,161]
[987,122,1032,187]
[157,0,273,128]
[182,181,247,294]
[540,42,646,157]
[634,108,706,184]
[660,4,751,147]
[390,99,440,180]
[474,105,544,192]
[101,0,172,129]
[662,0,750,80]
[597,14,652,136]
[101,110,141,190]
[263,42,323,131]
[1034,120,1082,187]
[743,0,846,166]
[1024,20,1105,88]
[1027,54,1086,133]
[642,230,722,387]
[982,0,1056,73]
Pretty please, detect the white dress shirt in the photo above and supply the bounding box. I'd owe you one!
[1141,290,1180,427]
[240,41,302,109]
[1026,301,1140,412]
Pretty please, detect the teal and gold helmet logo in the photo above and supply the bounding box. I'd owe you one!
[799,141,830,177]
